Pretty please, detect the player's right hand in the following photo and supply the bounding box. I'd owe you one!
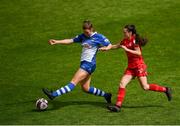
[49,39,56,45]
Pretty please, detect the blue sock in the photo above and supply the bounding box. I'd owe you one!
[88,86,106,97]
[52,82,75,97]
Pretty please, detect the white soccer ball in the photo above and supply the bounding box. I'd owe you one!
[36,98,48,110]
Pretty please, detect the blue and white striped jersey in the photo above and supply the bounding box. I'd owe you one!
[73,32,111,64]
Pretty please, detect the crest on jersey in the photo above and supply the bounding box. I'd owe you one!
[104,39,109,42]
[82,43,92,49]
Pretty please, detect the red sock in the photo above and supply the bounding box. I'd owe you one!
[116,88,126,107]
[149,84,166,92]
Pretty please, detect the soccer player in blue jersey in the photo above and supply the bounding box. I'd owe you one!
[42,20,112,104]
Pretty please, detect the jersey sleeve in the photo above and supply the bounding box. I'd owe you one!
[99,35,111,46]
[73,34,83,43]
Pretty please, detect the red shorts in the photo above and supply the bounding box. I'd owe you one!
[124,64,148,77]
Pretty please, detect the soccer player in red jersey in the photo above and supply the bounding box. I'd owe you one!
[99,24,172,112]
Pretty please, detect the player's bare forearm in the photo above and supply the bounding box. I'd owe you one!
[56,39,73,44]
[111,44,121,49]
[125,48,141,55]
[99,44,112,51]
[121,45,141,56]
[110,41,122,49]
[49,39,73,45]
[105,44,112,50]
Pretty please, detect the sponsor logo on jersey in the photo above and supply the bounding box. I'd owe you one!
[82,43,92,49]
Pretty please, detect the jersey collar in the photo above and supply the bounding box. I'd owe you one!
[90,32,97,37]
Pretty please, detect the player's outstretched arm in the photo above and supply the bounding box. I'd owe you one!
[111,43,121,49]
[99,42,121,51]
[49,39,74,45]
[111,42,122,49]
[99,44,112,51]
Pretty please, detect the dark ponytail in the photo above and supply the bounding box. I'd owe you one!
[124,24,148,46]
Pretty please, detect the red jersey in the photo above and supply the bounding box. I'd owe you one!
[121,36,145,68]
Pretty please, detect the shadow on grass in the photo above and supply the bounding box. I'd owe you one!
[122,104,164,108]
[0,99,164,113]
[32,100,108,112]
[53,100,106,109]
[31,100,164,112]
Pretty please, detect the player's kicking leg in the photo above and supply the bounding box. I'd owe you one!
[42,68,89,100]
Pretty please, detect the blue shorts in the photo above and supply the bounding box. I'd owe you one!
[80,61,96,74]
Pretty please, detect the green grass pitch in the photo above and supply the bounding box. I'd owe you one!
[0,0,180,125]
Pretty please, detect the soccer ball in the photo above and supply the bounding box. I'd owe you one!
[36,98,48,110]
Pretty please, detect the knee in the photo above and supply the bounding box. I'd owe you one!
[142,85,150,91]
[119,82,126,88]
[81,84,89,92]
